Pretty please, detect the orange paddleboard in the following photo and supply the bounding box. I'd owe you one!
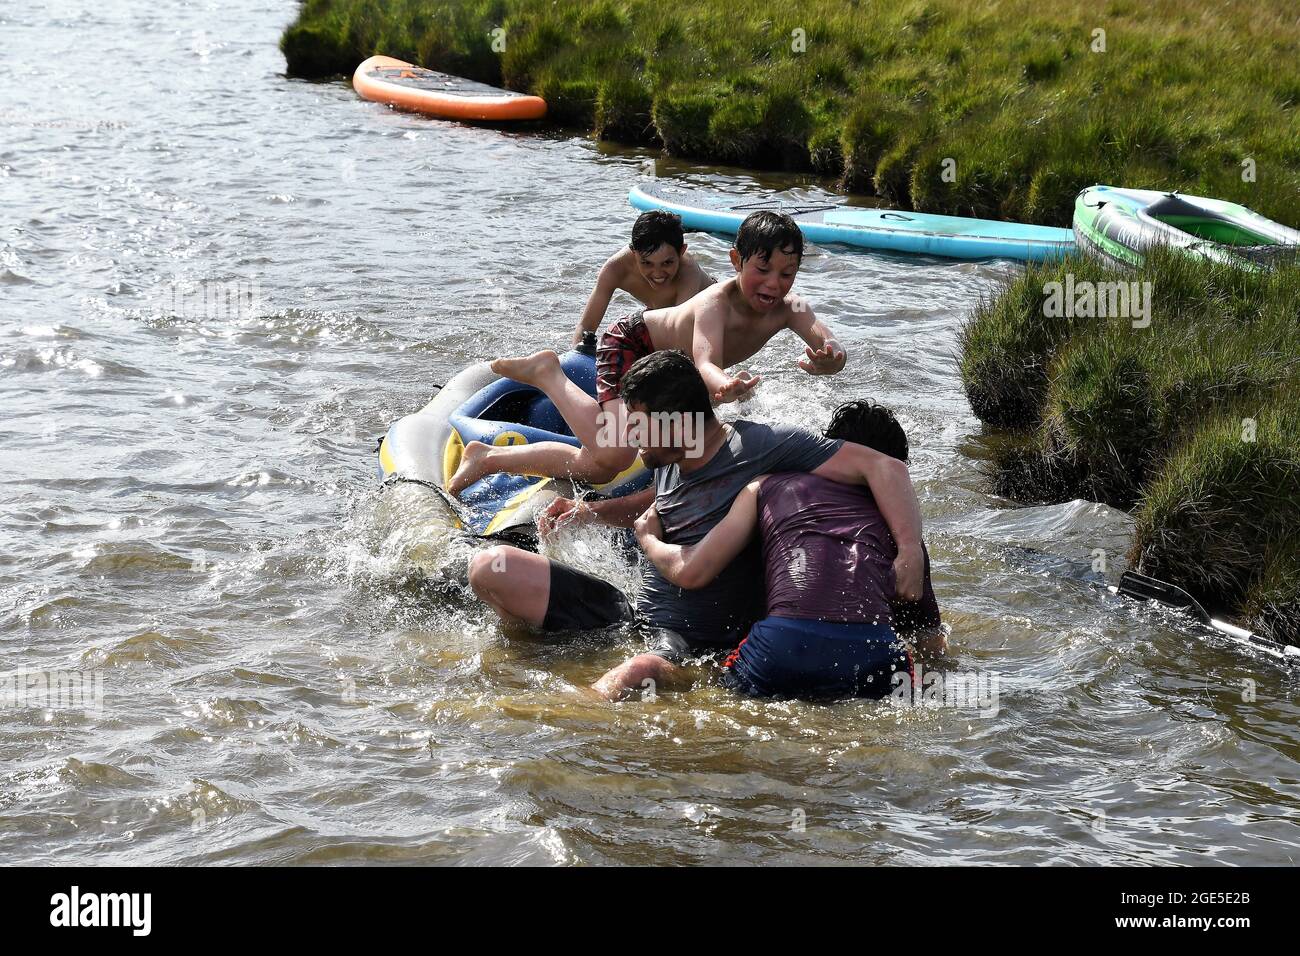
[352,55,546,122]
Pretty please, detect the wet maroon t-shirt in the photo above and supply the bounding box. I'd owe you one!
[756,472,940,630]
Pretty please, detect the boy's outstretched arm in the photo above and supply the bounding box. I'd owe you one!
[693,308,760,403]
[787,299,846,375]
[812,442,924,599]
[572,258,620,346]
[634,480,763,589]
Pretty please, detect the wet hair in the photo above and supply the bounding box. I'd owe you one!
[824,400,909,462]
[629,210,685,255]
[619,349,715,418]
[734,210,803,265]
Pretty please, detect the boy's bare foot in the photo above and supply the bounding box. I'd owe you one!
[447,441,494,497]
[491,349,561,387]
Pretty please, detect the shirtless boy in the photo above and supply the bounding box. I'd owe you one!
[569,209,713,347]
[448,211,847,496]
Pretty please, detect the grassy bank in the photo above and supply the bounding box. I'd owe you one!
[281,0,1300,226]
[960,249,1300,641]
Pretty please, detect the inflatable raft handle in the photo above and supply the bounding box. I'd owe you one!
[881,212,915,221]
[577,330,598,357]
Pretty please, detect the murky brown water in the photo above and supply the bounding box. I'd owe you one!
[2,0,1297,865]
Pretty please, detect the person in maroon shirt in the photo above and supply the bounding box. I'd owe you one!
[635,400,942,700]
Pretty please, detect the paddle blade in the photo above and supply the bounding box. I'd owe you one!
[1115,570,1300,665]
[1116,571,1211,625]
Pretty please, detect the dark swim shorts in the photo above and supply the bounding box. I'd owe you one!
[541,561,635,631]
[595,311,655,405]
[644,626,748,665]
[542,561,725,665]
[720,616,913,700]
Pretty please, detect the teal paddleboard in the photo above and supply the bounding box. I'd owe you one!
[629,181,1074,262]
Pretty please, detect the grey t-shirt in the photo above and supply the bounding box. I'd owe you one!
[641,420,842,645]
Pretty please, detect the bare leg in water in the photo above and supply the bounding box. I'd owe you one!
[591,653,683,701]
[469,545,686,702]
[448,349,638,496]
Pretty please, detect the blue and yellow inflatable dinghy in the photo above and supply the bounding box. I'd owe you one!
[377,346,650,544]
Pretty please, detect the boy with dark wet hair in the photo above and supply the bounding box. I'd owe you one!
[570,209,713,347]
[449,211,847,496]
[824,400,940,639]
[825,399,909,463]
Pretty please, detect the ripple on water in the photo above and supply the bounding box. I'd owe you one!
[95,628,222,669]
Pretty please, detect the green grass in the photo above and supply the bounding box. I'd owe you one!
[961,248,1300,639]
[1133,398,1300,642]
[281,0,1300,226]
[1242,550,1300,647]
[959,253,1115,429]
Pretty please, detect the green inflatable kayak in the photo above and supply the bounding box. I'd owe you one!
[1073,185,1300,269]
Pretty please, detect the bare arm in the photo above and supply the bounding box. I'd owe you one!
[812,442,924,599]
[786,299,846,374]
[572,258,621,346]
[908,626,948,661]
[692,307,760,403]
[537,485,656,536]
[589,485,656,528]
[634,481,763,589]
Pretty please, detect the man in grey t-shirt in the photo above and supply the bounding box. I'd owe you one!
[466,350,925,700]
[639,418,841,647]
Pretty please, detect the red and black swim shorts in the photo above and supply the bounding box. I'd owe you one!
[595,311,655,406]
